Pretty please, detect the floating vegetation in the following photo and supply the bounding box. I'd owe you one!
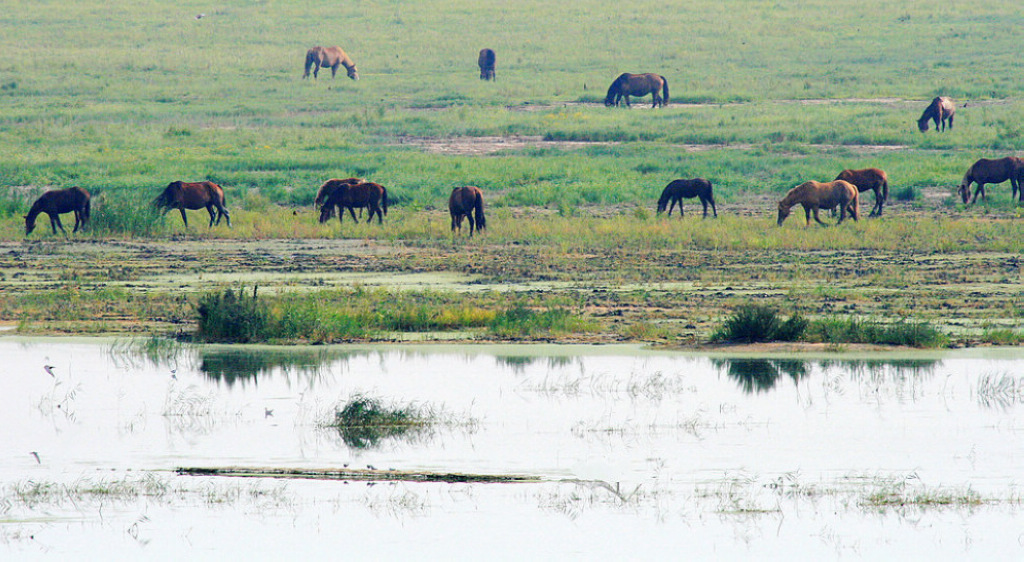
[977,373,1024,409]
[177,466,539,484]
[325,395,477,449]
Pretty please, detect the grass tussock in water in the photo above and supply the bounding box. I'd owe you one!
[328,395,465,449]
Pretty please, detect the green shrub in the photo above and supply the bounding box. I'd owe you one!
[195,287,269,343]
[711,304,807,343]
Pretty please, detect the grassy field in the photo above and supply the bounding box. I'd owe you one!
[0,0,1021,345]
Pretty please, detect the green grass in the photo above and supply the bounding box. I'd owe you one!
[807,317,949,348]
[328,395,437,449]
[711,305,808,343]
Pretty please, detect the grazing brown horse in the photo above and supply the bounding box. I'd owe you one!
[958,157,1024,204]
[25,186,91,235]
[604,73,669,108]
[319,181,388,224]
[777,180,859,227]
[834,168,889,216]
[656,178,717,218]
[917,96,955,132]
[303,46,358,80]
[449,186,486,236]
[153,181,231,227]
[314,178,363,219]
[478,48,496,81]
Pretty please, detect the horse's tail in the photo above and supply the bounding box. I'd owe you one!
[474,191,486,231]
[381,186,388,216]
[881,177,889,202]
[661,76,669,106]
[303,50,316,78]
[83,196,91,221]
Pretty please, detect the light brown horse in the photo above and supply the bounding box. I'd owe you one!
[449,186,486,236]
[777,180,859,227]
[917,96,955,132]
[604,73,669,108]
[319,181,388,224]
[656,178,717,218]
[958,157,1024,204]
[303,46,358,80]
[25,186,91,235]
[834,168,889,216]
[153,181,231,227]
[478,48,496,81]
[314,178,363,219]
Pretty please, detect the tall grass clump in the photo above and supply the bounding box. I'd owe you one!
[328,395,433,449]
[88,191,166,237]
[710,304,808,343]
[807,317,948,348]
[487,303,594,338]
[195,287,268,343]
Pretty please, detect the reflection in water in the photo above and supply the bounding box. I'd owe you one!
[198,349,352,386]
[714,358,940,394]
[713,358,810,393]
[494,355,576,374]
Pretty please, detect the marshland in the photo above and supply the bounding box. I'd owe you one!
[1,0,1023,558]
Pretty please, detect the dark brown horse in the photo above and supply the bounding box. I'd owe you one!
[478,48,496,81]
[604,73,669,108]
[153,181,231,227]
[656,178,717,218]
[303,46,358,80]
[25,186,91,235]
[834,168,889,216]
[777,180,859,227]
[314,178,363,219]
[319,181,388,224]
[917,96,955,132]
[958,157,1024,204]
[449,186,486,236]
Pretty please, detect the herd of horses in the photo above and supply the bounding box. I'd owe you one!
[15,52,1021,237]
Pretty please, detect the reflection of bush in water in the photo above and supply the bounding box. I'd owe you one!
[821,359,939,382]
[495,355,575,373]
[200,349,358,386]
[715,358,940,393]
[713,358,810,393]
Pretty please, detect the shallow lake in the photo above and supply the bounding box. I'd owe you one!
[3,338,1024,560]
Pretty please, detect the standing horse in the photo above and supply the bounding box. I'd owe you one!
[24,186,91,235]
[314,178,363,219]
[604,73,669,108]
[917,96,955,132]
[449,186,486,236]
[656,178,717,218]
[478,48,496,80]
[777,180,859,226]
[153,181,231,227]
[958,157,1024,204]
[303,46,358,80]
[319,181,388,224]
[834,168,889,216]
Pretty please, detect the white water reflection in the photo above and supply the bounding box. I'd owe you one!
[2,338,1024,559]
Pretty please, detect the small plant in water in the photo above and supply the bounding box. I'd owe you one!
[328,395,467,449]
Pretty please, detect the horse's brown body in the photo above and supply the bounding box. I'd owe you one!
[319,181,388,224]
[478,49,496,81]
[153,181,230,227]
[25,186,91,235]
[917,96,955,132]
[314,178,363,219]
[777,180,859,226]
[449,186,486,236]
[604,73,669,108]
[834,168,889,216]
[303,46,358,80]
[958,157,1024,204]
[656,178,717,218]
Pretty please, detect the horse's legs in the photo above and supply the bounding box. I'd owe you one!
[811,207,828,227]
[972,183,985,204]
[179,208,189,227]
[73,210,82,233]
[468,212,475,237]
[700,198,709,218]
[219,205,231,227]
[709,196,718,218]
[330,65,338,78]
[206,205,217,227]
[347,206,358,221]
